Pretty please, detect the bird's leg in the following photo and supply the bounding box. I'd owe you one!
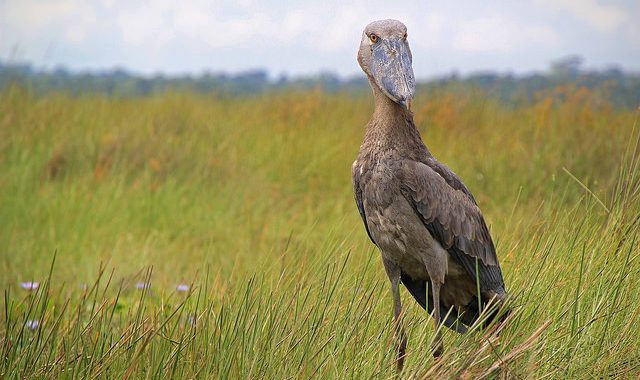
[391,274,407,372]
[383,260,407,373]
[430,280,444,358]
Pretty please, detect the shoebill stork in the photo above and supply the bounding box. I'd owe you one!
[352,19,509,371]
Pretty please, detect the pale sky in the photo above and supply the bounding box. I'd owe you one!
[1,0,639,78]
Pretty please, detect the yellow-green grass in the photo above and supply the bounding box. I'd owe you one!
[1,85,639,378]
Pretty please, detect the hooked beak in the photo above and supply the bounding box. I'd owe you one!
[371,37,415,109]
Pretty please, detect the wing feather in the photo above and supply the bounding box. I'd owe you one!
[400,160,505,292]
[352,160,375,244]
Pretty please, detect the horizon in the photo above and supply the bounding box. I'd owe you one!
[2,55,636,82]
[1,0,639,79]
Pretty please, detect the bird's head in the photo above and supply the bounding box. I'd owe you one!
[358,19,415,110]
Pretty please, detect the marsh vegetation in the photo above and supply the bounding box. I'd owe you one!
[1,85,639,378]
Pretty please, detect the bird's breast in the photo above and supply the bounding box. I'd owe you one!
[363,170,426,278]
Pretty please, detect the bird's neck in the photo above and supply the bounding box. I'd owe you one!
[371,83,408,120]
[364,83,430,157]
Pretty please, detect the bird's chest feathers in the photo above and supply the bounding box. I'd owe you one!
[360,158,444,281]
[363,164,412,254]
[366,162,398,207]
[366,197,431,280]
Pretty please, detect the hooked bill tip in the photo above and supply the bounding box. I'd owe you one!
[399,98,412,111]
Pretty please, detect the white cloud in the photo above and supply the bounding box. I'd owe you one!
[410,12,448,50]
[66,24,87,43]
[115,0,292,49]
[101,0,116,8]
[1,0,96,44]
[628,23,640,48]
[534,0,628,32]
[117,1,179,48]
[113,0,420,53]
[451,16,558,53]
[0,0,637,75]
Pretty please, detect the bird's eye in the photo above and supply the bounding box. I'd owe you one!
[403,33,408,39]
[369,34,378,43]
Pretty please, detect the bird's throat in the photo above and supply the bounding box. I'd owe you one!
[372,83,411,120]
[365,83,424,154]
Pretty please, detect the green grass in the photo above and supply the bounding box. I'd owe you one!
[1,85,639,378]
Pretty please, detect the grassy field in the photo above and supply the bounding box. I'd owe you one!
[1,85,639,378]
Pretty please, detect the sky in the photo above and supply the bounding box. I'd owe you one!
[1,0,639,79]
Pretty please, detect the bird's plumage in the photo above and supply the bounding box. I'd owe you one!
[353,20,508,368]
[400,159,505,291]
[352,115,507,331]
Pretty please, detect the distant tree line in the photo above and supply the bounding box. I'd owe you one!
[1,55,638,108]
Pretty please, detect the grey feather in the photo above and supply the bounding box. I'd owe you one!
[398,160,505,291]
[352,20,508,352]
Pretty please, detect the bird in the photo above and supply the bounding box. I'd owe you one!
[351,19,509,371]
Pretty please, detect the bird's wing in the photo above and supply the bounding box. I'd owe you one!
[399,159,505,292]
[424,157,477,203]
[352,160,376,244]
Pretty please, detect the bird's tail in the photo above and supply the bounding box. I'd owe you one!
[401,273,511,333]
[459,290,510,330]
